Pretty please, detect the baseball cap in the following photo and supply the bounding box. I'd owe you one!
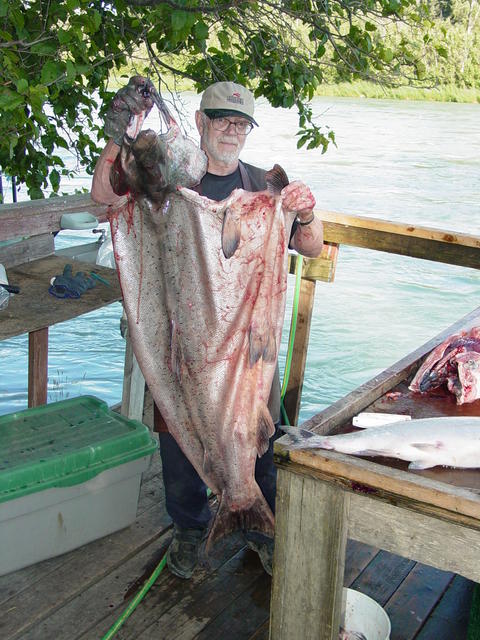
[200,81,258,126]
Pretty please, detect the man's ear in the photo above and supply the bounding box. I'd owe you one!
[195,110,205,136]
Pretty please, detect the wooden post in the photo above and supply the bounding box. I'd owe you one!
[270,469,349,640]
[282,278,316,426]
[28,328,48,407]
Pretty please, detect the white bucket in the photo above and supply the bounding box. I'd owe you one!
[342,588,391,640]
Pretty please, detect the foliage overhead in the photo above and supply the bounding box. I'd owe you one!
[0,0,438,200]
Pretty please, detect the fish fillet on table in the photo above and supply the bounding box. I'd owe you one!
[409,326,480,404]
[100,90,296,547]
[281,416,480,469]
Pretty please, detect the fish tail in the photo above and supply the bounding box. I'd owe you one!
[279,425,332,450]
[205,489,275,552]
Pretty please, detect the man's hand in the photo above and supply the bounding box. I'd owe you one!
[105,76,155,145]
[281,181,316,222]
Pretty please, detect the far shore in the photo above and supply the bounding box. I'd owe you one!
[315,80,480,103]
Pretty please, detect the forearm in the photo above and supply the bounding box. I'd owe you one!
[290,216,323,258]
[91,139,126,206]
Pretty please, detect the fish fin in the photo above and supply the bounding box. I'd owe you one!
[408,460,435,470]
[221,208,240,259]
[266,164,289,195]
[249,328,276,366]
[411,441,445,451]
[262,330,277,362]
[257,404,275,457]
[205,488,274,551]
[249,328,263,366]
[279,425,331,450]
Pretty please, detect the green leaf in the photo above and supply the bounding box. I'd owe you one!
[55,137,69,150]
[57,28,73,45]
[15,78,28,94]
[171,10,187,31]
[66,60,76,81]
[217,30,231,50]
[0,88,24,111]
[194,20,209,41]
[50,169,60,190]
[31,41,59,55]
[9,6,24,33]
[92,9,102,31]
[383,48,394,63]
[28,84,48,111]
[41,61,64,85]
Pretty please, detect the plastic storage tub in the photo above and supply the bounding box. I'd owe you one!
[0,396,157,576]
[343,587,391,640]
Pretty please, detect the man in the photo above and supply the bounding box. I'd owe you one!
[92,77,323,579]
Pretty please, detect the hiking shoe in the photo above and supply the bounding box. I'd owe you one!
[245,533,274,576]
[166,525,205,579]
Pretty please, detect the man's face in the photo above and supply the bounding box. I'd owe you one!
[197,113,249,167]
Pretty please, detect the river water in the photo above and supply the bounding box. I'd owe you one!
[1,95,479,420]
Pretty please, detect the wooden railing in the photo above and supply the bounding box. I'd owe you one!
[1,194,480,423]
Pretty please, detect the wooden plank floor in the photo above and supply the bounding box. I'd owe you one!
[0,447,474,640]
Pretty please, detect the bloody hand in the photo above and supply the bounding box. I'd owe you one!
[281,181,316,220]
[105,76,155,145]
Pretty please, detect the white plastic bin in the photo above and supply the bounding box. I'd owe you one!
[343,587,391,640]
[0,396,157,576]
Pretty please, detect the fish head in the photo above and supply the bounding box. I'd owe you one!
[160,125,208,188]
[116,126,207,200]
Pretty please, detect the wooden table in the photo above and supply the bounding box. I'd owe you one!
[270,306,480,640]
[0,255,122,407]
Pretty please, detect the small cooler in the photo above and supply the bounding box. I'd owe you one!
[0,395,157,576]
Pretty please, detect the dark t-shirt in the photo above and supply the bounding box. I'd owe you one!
[200,168,243,201]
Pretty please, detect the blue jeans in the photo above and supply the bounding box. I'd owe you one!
[158,423,282,531]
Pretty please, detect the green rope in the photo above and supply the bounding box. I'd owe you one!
[280,255,304,426]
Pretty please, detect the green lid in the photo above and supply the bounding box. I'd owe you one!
[0,396,157,504]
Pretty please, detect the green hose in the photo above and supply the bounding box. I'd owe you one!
[101,258,304,639]
[101,552,167,640]
[280,255,304,426]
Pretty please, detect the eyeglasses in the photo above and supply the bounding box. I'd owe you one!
[208,116,253,135]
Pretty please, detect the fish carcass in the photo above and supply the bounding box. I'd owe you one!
[281,416,480,469]
[409,326,480,404]
[106,91,296,547]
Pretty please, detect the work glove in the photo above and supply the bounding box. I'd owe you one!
[105,76,155,145]
[49,264,97,299]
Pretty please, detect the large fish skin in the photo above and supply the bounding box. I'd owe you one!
[409,327,480,404]
[109,108,296,547]
[281,417,480,469]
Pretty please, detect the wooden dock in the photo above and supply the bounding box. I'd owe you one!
[0,444,474,640]
[2,195,480,639]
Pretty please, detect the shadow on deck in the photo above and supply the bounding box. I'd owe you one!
[0,447,474,640]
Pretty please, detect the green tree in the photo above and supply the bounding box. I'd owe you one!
[1,0,430,201]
